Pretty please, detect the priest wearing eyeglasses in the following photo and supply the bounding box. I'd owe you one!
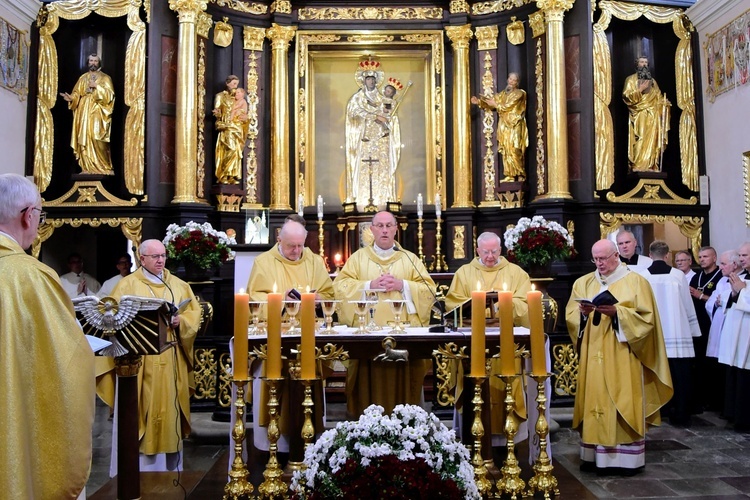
[333,211,436,417]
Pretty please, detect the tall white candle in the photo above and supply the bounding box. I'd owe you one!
[317,195,324,220]
[297,193,304,216]
[435,193,442,218]
[417,193,423,218]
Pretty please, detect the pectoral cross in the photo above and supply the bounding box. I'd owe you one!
[362,156,379,212]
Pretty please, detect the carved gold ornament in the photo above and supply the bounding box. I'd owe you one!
[298,7,443,21]
[209,0,266,15]
[600,212,703,260]
[213,17,232,47]
[506,17,525,45]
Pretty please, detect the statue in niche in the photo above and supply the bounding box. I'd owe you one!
[213,75,249,184]
[345,59,406,207]
[622,56,671,172]
[471,72,528,181]
[59,54,115,175]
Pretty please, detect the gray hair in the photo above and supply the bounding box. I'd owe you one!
[721,250,740,267]
[139,239,163,255]
[0,174,40,224]
[476,231,501,247]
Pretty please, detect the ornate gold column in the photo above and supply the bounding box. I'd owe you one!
[267,23,297,211]
[536,0,573,200]
[169,0,208,204]
[446,24,474,208]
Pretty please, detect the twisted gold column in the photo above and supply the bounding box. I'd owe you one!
[536,0,573,200]
[267,23,297,211]
[445,25,474,208]
[169,0,208,204]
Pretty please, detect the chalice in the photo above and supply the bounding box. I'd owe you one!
[386,299,407,334]
[349,300,376,334]
[319,300,340,334]
[364,289,384,331]
[283,300,301,335]
[248,301,264,335]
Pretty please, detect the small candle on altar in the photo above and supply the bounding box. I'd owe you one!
[300,286,316,380]
[297,193,304,217]
[498,283,515,376]
[471,281,486,377]
[435,193,442,219]
[267,283,283,379]
[528,284,546,376]
[334,253,343,267]
[233,288,250,381]
[417,193,423,218]
[317,195,324,220]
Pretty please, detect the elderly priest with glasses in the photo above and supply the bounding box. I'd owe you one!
[566,239,672,476]
[334,211,436,418]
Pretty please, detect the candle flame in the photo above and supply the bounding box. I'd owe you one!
[476,281,481,292]
[503,282,508,291]
[306,285,310,293]
[531,284,536,291]
[239,288,245,294]
[273,282,278,293]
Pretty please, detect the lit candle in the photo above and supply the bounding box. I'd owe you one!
[435,193,442,219]
[498,283,515,376]
[297,193,304,217]
[334,253,343,268]
[300,287,316,380]
[317,195,324,220]
[233,288,250,381]
[528,285,546,376]
[267,283,283,379]
[471,281,486,377]
[417,193,423,218]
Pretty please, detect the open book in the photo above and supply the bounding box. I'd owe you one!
[574,289,618,307]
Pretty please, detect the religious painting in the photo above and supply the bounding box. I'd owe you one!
[295,31,446,211]
[0,16,29,100]
[705,8,750,101]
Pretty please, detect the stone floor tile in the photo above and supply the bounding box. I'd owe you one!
[661,478,746,497]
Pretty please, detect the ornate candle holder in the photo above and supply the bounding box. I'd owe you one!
[429,216,448,272]
[526,373,559,499]
[258,377,287,499]
[248,301,264,335]
[300,378,317,451]
[386,299,407,333]
[497,374,526,500]
[469,375,493,497]
[317,220,330,272]
[283,300,301,335]
[417,217,425,263]
[319,300,339,334]
[223,379,254,500]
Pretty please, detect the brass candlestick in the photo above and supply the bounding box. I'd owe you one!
[470,375,493,497]
[317,220,330,271]
[417,217,425,263]
[526,373,559,499]
[300,378,316,451]
[258,377,287,499]
[497,374,525,500]
[223,379,255,500]
[429,216,447,272]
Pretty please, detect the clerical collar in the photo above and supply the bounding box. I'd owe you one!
[372,244,396,259]
[0,229,18,245]
[142,268,164,284]
[596,262,629,288]
[619,254,639,265]
[277,244,302,262]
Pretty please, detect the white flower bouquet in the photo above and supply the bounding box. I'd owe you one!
[503,215,575,268]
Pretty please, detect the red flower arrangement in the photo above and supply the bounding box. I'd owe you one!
[163,221,236,270]
[503,216,576,268]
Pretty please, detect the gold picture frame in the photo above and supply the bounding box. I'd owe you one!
[295,30,446,207]
[744,151,750,227]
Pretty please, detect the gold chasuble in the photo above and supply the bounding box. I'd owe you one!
[245,245,334,432]
[334,245,436,417]
[0,234,96,499]
[96,268,201,455]
[566,265,673,447]
[445,257,531,433]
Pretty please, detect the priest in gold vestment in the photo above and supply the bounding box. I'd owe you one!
[566,239,672,474]
[334,211,436,417]
[245,219,334,451]
[96,239,201,473]
[0,173,96,499]
[445,232,531,439]
[59,54,115,175]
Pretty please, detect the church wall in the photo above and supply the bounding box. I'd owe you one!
[0,0,34,175]
[689,0,750,252]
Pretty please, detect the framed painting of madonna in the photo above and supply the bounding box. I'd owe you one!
[294,30,446,211]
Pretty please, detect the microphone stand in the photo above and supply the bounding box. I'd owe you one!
[394,245,448,332]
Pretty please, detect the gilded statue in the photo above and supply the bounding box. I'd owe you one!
[622,56,671,172]
[59,54,115,175]
[471,73,528,181]
[213,75,249,184]
[345,60,406,207]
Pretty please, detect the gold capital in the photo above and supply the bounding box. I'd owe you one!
[445,24,473,48]
[266,23,296,50]
[536,0,575,13]
[169,0,208,22]
[196,11,212,39]
[244,26,266,51]
[475,25,498,51]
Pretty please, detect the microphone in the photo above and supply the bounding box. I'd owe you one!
[394,245,448,332]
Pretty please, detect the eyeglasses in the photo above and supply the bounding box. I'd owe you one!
[21,206,46,224]
[591,251,617,264]
[372,223,397,230]
[143,253,167,260]
[478,249,500,256]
